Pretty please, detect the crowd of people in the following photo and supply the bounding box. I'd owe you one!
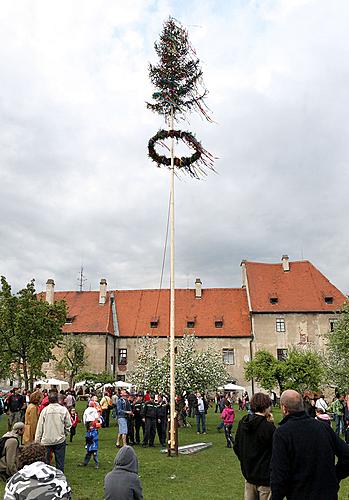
[1,385,349,499]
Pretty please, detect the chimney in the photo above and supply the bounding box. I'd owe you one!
[195,278,202,299]
[240,259,247,288]
[46,279,55,305]
[281,255,290,272]
[99,278,107,304]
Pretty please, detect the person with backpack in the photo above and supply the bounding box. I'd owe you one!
[0,422,25,480]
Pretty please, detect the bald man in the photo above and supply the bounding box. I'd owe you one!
[270,389,349,500]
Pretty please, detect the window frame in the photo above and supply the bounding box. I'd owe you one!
[276,318,286,333]
[222,348,235,365]
[118,348,127,365]
[277,348,288,361]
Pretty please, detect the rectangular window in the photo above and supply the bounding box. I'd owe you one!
[324,296,333,304]
[215,320,223,328]
[270,297,278,305]
[329,319,338,332]
[118,348,127,365]
[187,321,195,328]
[150,320,158,328]
[65,317,74,324]
[276,318,285,332]
[277,348,288,361]
[223,349,235,365]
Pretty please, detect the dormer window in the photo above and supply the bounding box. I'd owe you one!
[187,321,195,328]
[324,296,333,304]
[270,297,278,305]
[65,317,74,324]
[215,320,223,328]
[150,317,159,328]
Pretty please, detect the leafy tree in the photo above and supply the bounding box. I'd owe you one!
[245,348,324,394]
[56,335,86,387]
[325,304,349,391]
[0,276,67,390]
[130,335,228,394]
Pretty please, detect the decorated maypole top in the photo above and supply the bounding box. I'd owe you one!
[147,17,215,178]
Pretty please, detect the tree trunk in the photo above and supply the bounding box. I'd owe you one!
[22,359,29,391]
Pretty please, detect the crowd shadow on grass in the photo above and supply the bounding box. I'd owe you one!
[0,406,349,499]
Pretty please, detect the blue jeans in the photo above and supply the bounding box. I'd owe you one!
[196,412,206,433]
[46,441,66,472]
[334,414,344,435]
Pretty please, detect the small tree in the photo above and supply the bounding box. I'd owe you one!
[131,335,228,394]
[56,335,86,387]
[245,348,324,394]
[325,303,349,391]
[0,277,67,390]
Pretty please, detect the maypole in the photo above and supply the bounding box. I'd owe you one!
[147,17,214,455]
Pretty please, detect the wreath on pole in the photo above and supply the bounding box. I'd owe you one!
[147,17,215,178]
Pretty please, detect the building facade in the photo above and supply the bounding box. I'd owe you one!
[42,256,347,392]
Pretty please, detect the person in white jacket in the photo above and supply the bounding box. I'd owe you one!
[35,392,71,473]
[83,402,100,430]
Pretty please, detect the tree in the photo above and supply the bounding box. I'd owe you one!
[245,348,324,394]
[325,303,349,391]
[0,276,67,390]
[56,335,86,387]
[130,335,228,394]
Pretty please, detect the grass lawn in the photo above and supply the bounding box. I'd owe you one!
[0,403,348,499]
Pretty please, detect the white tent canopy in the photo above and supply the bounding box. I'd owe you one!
[115,381,132,388]
[222,383,246,391]
[35,378,69,392]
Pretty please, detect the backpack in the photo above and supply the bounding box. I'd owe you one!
[0,436,18,458]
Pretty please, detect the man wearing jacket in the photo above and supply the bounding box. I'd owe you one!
[141,393,157,447]
[271,389,349,500]
[156,395,168,448]
[35,391,71,472]
[233,392,275,500]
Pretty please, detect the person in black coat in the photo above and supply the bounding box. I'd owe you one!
[133,394,145,445]
[141,394,157,447]
[271,389,349,500]
[233,392,275,499]
[156,395,168,448]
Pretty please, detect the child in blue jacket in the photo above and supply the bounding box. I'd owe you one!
[82,420,100,469]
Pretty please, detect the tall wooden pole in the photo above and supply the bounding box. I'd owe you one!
[169,106,176,452]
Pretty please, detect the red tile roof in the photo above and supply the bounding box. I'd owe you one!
[114,288,251,338]
[52,291,112,334]
[245,260,346,312]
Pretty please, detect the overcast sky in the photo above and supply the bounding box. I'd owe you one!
[1,0,348,295]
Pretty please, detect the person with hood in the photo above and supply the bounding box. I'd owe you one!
[233,392,275,500]
[0,422,25,480]
[104,445,143,500]
[4,442,72,499]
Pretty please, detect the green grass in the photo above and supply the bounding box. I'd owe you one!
[0,404,348,499]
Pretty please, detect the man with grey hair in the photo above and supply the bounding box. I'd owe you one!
[271,389,349,499]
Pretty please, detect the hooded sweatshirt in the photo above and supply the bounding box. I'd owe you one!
[4,461,72,499]
[0,430,21,477]
[104,445,143,500]
[233,413,275,486]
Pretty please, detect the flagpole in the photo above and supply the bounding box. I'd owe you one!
[169,105,176,452]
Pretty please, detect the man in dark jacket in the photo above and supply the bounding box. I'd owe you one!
[271,389,349,500]
[141,394,157,447]
[104,445,143,500]
[156,395,168,448]
[133,394,144,445]
[233,392,275,499]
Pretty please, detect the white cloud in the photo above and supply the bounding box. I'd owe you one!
[0,0,348,296]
